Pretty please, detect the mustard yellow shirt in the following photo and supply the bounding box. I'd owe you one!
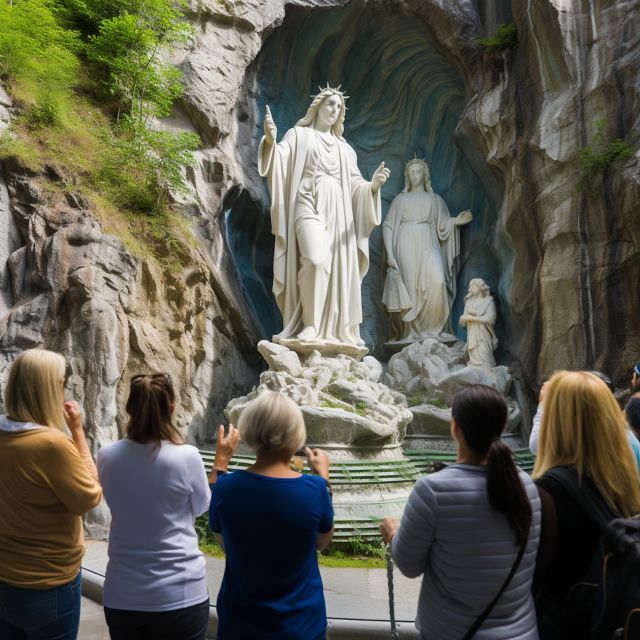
[0,426,102,588]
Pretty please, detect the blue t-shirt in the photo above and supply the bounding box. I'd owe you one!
[209,471,333,640]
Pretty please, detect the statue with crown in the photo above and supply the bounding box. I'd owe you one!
[258,84,390,358]
[382,155,473,345]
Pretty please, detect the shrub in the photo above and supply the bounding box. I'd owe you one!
[477,23,518,53]
[0,0,81,126]
[578,119,632,187]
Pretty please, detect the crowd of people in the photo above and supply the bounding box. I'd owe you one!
[1,347,639,639]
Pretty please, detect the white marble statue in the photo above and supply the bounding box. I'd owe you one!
[258,86,390,351]
[382,157,472,341]
[459,278,498,367]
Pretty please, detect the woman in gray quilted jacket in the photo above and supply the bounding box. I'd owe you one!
[381,385,541,639]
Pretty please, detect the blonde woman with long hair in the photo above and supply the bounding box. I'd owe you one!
[533,370,640,639]
[0,349,102,640]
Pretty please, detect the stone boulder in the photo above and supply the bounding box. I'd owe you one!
[226,342,412,448]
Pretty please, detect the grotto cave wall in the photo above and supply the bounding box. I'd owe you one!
[203,0,640,394]
[229,1,507,357]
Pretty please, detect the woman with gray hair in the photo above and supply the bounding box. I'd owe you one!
[209,391,333,640]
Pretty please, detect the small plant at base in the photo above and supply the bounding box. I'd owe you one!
[427,397,447,409]
[320,398,354,412]
[354,400,368,416]
[477,23,518,53]
[408,389,424,406]
[578,119,632,191]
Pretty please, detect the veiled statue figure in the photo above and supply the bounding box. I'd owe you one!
[382,157,472,341]
[258,86,390,351]
[459,278,498,368]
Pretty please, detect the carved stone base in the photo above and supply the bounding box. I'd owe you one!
[274,336,368,360]
[385,331,460,353]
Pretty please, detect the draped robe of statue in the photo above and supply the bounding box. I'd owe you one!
[464,293,498,367]
[258,126,381,346]
[382,190,460,339]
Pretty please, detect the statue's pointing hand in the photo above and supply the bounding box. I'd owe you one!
[264,105,277,144]
[371,162,390,194]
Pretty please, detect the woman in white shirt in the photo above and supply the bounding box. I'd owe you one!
[98,373,238,640]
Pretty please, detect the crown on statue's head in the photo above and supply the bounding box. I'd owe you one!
[310,83,350,104]
[404,154,430,175]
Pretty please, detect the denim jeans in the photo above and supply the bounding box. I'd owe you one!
[0,571,82,640]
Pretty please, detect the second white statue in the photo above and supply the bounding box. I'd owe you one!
[258,85,390,355]
[382,157,472,341]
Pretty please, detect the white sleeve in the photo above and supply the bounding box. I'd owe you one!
[529,404,543,455]
[186,447,211,517]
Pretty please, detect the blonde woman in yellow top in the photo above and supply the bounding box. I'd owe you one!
[0,349,102,640]
[533,370,640,639]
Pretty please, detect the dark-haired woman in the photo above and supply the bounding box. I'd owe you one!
[380,385,541,639]
[97,373,239,640]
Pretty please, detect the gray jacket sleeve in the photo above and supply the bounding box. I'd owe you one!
[391,477,437,578]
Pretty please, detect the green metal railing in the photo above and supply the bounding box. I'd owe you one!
[199,445,536,541]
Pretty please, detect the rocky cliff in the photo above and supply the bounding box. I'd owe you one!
[1,0,638,466]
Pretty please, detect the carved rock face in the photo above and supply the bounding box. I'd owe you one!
[186,0,640,392]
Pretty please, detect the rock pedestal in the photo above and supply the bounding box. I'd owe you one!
[385,339,531,470]
[225,340,418,541]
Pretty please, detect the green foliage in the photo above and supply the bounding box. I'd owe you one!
[195,514,386,568]
[97,118,198,214]
[354,400,368,416]
[408,390,447,408]
[578,119,632,190]
[86,3,192,125]
[195,514,217,548]
[477,23,518,53]
[0,0,200,232]
[0,0,81,126]
[320,398,353,412]
[322,537,386,567]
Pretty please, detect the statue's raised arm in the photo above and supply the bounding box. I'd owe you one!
[263,105,277,145]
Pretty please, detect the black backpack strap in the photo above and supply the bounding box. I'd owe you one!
[543,467,617,530]
[461,536,528,640]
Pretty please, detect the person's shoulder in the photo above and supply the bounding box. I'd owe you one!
[416,465,486,498]
[31,428,71,447]
[97,438,132,462]
[164,442,199,457]
[301,473,326,489]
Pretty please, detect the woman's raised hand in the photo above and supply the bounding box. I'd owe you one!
[63,401,83,434]
[305,447,330,481]
[379,516,400,544]
[213,424,240,471]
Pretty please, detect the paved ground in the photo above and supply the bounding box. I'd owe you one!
[83,539,421,625]
[78,596,110,639]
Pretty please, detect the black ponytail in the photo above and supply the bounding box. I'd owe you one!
[452,385,532,546]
